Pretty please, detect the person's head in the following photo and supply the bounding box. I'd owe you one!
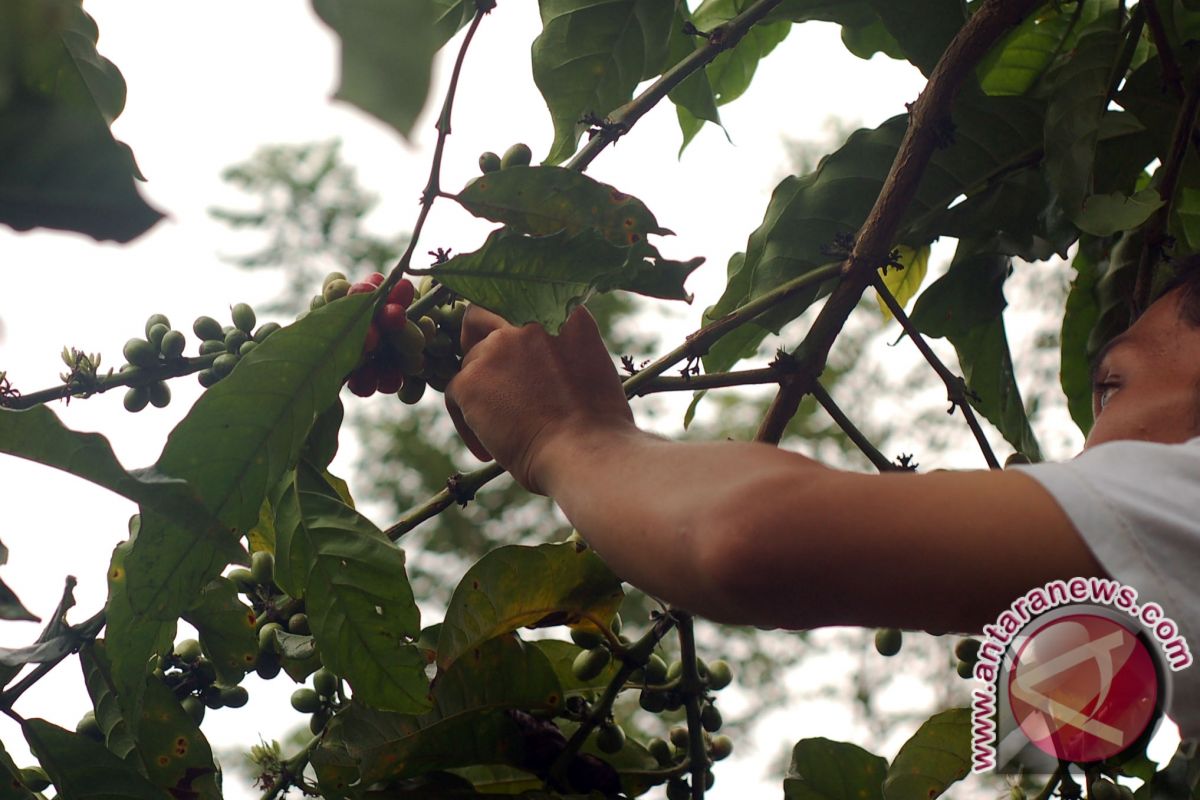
[1084,259,1200,449]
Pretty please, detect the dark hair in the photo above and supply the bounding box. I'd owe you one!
[1160,253,1200,326]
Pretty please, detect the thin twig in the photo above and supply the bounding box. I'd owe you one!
[565,0,785,172]
[808,381,898,472]
[675,612,709,800]
[1143,0,1185,101]
[1132,63,1200,313]
[629,368,780,394]
[755,0,1043,444]
[259,734,322,800]
[0,610,106,709]
[2,354,220,410]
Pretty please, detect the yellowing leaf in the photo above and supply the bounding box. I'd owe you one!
[876,244,930,320]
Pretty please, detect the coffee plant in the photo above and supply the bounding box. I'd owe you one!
[2,0,1199,798]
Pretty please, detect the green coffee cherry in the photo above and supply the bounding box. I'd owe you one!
[175,638,203,662]
[479,151,502,173]
[213,353,239,378]
[710,734,733,761]
[251,551,274,585]
[254,322,281,342]
[310,295,326,310]
[954,637,982,664]
[665,660,683,682]
[199,339,225,355]
[255,651,281,680]
[193,659,217,686]
[239,340,258,357]
[181,695,206,726]
[323,279,352,303]
[76,711,103,741]
[322,271,348,289]
[288,613,310,635]
[398,376,426,405]
[666,778,690,800]
[309,708,331,734]
[194,316,224,341]
[232,303,256,333]
[160,330,186,359]
[669,726,689,748]
[700,702,723,732]
[219,686,249,708]
[570,627,604,650]
[647,737,672,766]
[123,338,159,368]
[224,328,248,353]
[644,653,668,684]
[124,386,150,413]
[874,627,902,657]
[501,142,532,169]
[147,323,170,350]
[200,686,224,709]
[595,722,626,753]
[258,622,282,654]
[707,659,733,690]
[148,381,170,409]
[639,688,666,713]
[197,368,221,388]
[227,567,255,592]
[18,766,50,792]
[313,667,338,699]
[956,659,975,679]
[571,647,611,681]
[145,314,171,338]
[291,687,322,713]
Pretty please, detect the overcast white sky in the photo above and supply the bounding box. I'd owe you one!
[0,3,1176,798]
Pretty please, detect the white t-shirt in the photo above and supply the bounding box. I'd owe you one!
[1013,436,1200,741]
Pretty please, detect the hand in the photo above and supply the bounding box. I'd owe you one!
[445,305,635,494]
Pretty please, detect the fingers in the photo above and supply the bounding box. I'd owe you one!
[459,305,510,354]
[444,383,494,462]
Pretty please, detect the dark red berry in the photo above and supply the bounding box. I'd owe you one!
[388,279,415,307]
[377,303,408,332]
[377,363,404,394]
[347,281,376,296]
[363,323,382,353]
[347,364,378,397]
[366,272,385,286]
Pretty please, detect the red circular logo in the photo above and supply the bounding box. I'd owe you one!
[1008,614,1158,763]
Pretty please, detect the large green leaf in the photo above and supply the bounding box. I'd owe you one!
[432,227,701,332]
[1061,244,1102,436]
[437,542,623,672]
[0,1,161,241]
[311,0,471,140]
[22,719,169,800]
[665,3,722,154]
[783,738,888,800]
[1074,188,1164,237]
[79,641,138,762]
[313,634,562,794]
[288,490,428,713]
[533,0,676,164]
[703,92,1045,373]
[977,2,1074,96]
[0,406,227,552]
[882,708,971,800]
[455,166,671,245]
[1042,14,1123,223]
[181,577,258,685]
[0,740,35,800]
[864,0,965,76]
[124,293,373,618]
[0,575,37,623]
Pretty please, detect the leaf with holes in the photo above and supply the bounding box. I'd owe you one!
[437,542,623,672]
[784,737,888,800]
[455,166,671,245]
[882,708,971,800]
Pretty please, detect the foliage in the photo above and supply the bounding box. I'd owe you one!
[2,0,1199,799]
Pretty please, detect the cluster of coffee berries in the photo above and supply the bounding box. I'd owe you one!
[119,313,185,411]
[193,304,281,389]
[157,637,249,724]
[506,709,621,794]
[953,636,981,679]
[654,722,728,799]
[309,271,466,400]
[874,627,903,657]
[227,552,314,681]
[290,667,342,734]
[478,142,532,174]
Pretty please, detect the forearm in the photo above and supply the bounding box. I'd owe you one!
[536,423,832,624]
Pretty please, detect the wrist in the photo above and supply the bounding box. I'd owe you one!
[530,416,644,497]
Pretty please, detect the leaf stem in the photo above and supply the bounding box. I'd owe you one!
[0,609,106,710]
[1143,0,1184,101]
[1,354,220,411]
[755,0,1043,444]
[565,0,785,172]
[872,276,1001,469]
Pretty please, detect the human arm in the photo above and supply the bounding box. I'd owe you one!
[445,306,1106,634]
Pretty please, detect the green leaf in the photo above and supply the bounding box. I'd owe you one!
[1172,186,1200,250]
[1042,15,1123,222]
[704,92,1045,372]
[783,738,888,800]
[1075,188,1164,236]
[882,708,971,800]
[0,406,228,550]
[875,244,930,320]
[291,490,428,713]
[432,227,700,332]
[665,4,722,155]
[22,719,170,800]
[123,294,374,619]
[910,251,1009,340]
[437,542,623,672]
[863,0,965,76]
[0,1,161,242]
[977,3,1076,96]
[0,740,35,800]
[313,634,562,792]
[840,17,906,62]
[79,641,138,762]
[455,166,671,245]
[311,0,471,140]
[533,0,676,164]
[448,764,544,793]
[531,639,623,696]
[0,576,37,622]
[181,577,258,685]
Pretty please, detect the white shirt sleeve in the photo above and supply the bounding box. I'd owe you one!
[1012,436,1200,740]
